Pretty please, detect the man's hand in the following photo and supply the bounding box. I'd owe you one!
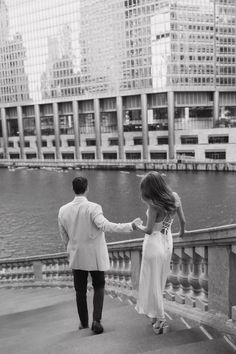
[132,217,143,230]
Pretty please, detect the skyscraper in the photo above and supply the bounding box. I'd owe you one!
[0,0,235,162]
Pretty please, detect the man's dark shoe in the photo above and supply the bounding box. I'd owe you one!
[91,320,104,334]
[78,323,89,330]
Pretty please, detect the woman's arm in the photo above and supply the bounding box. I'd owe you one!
[135,206,157,235]
[176,202,186,237]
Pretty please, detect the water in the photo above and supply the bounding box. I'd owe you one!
[0,168,236,259]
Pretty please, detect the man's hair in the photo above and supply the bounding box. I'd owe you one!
[72,176,88,195]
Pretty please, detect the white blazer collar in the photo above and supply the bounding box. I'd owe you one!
[73,196,88,203]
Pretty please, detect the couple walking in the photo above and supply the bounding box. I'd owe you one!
[58,171,186,335]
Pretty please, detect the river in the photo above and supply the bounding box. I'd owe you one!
[0,168,235,259]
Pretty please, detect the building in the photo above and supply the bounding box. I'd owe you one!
[0,0,236,162]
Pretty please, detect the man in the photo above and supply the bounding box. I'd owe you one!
[58,176,140,334]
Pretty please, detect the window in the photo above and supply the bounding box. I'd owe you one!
[41,140,47,147]
[86,139,96,146]
[208,136,229,144]
[181,136,198,144]
[133,137,143,145]
[109,138,119,146]
[62,153,74,160]
[43,153,55,159]
[23,117,36,136]
[10,153,20,159]
[177,151,195,157]
[82,153,95,160]
[24,141,30,148]
[40,116,54,135]
[67,139,75,147]
[8,141,14,148]
[52,140,62,147]
[103,152,117,160]
[157,137,168,145]
[126,152,141,159]
[26,153,37,159]
[150,152,167,160]
[205,151,226,160]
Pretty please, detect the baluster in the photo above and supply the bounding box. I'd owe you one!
[105,253,113,286]
[12,263,17,282]
[42,261,47,280]
[45,260,52,281]
[117,252,125,289]
[18,264,24,282]
[185,248,202,307]
[54,261,59,280]
[57,260,62,280]
[7,264,12,282]
[166,250,180,301]
[61,259,69,281]
[130,249,142,293]
[1,264,6,283]
[111,251,119,291]
[123,251,132,290]
[196,247,208,311]
[28,263,34,281]
[175,248,192,304]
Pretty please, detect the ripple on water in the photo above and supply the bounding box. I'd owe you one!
[0,169,236,258]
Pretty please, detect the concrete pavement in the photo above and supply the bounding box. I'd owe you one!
[0,287,235,354]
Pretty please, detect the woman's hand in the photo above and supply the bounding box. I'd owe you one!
[177,230,185,238]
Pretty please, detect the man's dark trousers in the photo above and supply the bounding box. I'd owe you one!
[73,269,105,327]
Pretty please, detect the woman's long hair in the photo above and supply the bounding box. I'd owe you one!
[140,171,176,214]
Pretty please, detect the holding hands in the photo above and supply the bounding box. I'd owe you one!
[132,217,143,230]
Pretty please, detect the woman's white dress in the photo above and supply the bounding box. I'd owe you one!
[135,192,180,320]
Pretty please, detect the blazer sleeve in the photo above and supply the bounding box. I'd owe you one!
[58,211,69,247]
[91,204,133,234]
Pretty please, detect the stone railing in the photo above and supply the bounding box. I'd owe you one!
[0,252,72,286]
[106,224,236,319]
[0,224,236,319]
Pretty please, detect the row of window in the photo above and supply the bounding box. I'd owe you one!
[6,135,231,148]
[3,150,227,161]
[181,135,229,144]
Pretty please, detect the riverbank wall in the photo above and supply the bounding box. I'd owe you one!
[0,159,236,172]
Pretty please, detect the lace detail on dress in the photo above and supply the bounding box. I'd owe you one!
[160,214,173,236]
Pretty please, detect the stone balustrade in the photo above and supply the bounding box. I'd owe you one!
[0,252,72,286]
[0,224,236,319]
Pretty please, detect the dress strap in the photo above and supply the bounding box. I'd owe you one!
[160,214,173,236]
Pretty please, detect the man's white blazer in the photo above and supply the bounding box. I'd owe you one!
[58,196,133,271]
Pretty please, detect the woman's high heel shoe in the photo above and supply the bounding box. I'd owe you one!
[152,319,169,335]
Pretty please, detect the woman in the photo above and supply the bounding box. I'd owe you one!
[134,171,186,334]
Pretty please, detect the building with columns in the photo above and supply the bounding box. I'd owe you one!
[0,0,236,162]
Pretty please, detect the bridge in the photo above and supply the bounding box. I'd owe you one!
[1,224,236,353]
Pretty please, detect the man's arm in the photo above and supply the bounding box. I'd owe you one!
[91,205,134,233]
[58,218,69,248]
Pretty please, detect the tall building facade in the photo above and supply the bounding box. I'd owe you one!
[0,0,236,162]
